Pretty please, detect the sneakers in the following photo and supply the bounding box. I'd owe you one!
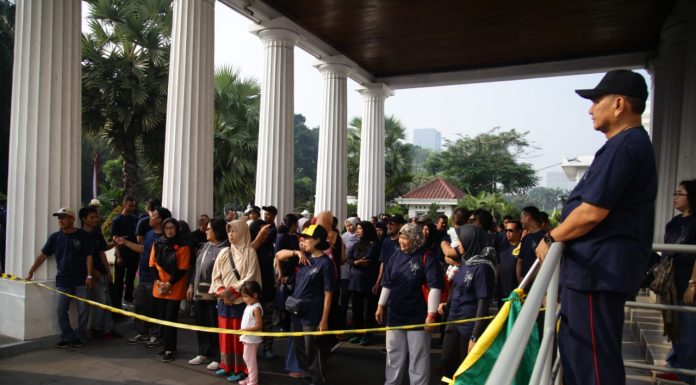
[145,337,163,348]
[56,340,72,348]
[348,336,361,344]
[156,349,167,358]
[127,334,149,344]
[226,372,246,382]
[70,339,85,347]
[206,361,220,371]
[216,369,230,376]
[188,355,211,365]
[359,335,371,346]
[161,351,175,362]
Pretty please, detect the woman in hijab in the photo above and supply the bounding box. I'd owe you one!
[347,221,380,345]
[210,219,262,382]
[340,217,360,330]
[186,218,229,370]
[376,223,443,385]
[149,218,191,363]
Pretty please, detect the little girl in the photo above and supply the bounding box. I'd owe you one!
[239,281,263,385]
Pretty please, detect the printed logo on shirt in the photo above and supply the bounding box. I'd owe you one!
[409,260,421,276]
[72,239,82,251]
[463,270,473,287]
[309,266,320,276]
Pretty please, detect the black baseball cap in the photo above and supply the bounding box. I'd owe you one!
[262,205,278,216]
[575,69,648,102]
[388,214,405,224]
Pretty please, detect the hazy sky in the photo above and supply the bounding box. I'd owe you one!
[82,2,653,185]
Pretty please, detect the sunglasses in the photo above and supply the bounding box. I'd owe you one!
[505,229,519,233]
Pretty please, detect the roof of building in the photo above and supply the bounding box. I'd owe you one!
[401,177,466,200]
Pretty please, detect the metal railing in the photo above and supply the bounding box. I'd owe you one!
[484,242,696,385]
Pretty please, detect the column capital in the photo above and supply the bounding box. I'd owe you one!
[314,55,353,75]
[250,17,300,44]
[357,83,394,99]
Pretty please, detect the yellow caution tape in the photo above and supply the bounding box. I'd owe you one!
[1,273,542,337]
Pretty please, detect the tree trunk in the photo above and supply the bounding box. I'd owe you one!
[121,137,141,200]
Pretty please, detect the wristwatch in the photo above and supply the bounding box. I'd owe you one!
[543,233,555,246]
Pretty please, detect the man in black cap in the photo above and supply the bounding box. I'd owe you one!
[536,69,657,385]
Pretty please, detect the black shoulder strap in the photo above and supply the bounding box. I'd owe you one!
[227,247,241,281]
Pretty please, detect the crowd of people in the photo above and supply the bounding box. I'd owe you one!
[18,69,696,385]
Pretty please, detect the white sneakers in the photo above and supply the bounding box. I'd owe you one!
[188,355,211,365]
[206,361,220,370]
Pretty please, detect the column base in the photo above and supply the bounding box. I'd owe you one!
[0,279,60,340]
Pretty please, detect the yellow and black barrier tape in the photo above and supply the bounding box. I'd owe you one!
[2,273,543,337]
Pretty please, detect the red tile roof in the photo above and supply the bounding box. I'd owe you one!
[401,177,466,199]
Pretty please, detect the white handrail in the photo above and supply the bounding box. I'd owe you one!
[484,242,564,385]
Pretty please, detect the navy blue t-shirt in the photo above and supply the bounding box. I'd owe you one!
[87,228,108,275]
[497,243,518,300]
[135,214,151,238]
[138,230,160,284]
[561,126,656,296]
[382,249,444,327]
[379,237,399,266]
[292,254,337,327]
[41,229,95,288]
[518,230,544,279]
[112,213,139,259]
[447,262,495,334]
[347,241,380,293]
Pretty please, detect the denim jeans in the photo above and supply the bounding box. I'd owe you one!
[88,276,113,333]
[56,285,89,342]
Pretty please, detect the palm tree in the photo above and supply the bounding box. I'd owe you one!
[82,0,172,200]
[348,115,414,201]
[212,66,261,212]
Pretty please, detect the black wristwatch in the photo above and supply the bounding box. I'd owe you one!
[543,233,555,246]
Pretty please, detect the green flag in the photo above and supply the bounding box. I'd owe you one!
[442,288,540,385]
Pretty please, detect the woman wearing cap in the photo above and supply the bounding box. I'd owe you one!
[278,224,336,385]
[186,218,229,370]
[375,223,444,385]
[149,218,191,363]
[347,221,380,345]
[210,219,262,382]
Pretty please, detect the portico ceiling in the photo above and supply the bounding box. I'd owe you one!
[227,0,675,88]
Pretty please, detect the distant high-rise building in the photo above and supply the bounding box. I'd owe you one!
[413,128,442,152]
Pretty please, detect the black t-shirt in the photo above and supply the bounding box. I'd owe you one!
[86,227,108,274]
[379,237,399,266]
[112,213,139,259]
[250,220,277,301]
[664,214,696,296]
[191,229,207,246]
[41,229,95,288]
[519,230,544,279]
[497,243,518,300]
[561,127,656,296]
[135,214,151,238]
[275,233,300,279]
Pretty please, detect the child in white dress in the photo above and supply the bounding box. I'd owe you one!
[239,281,263,385]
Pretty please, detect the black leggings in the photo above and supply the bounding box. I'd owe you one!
[350,290,377,330]
[441,327,471,378]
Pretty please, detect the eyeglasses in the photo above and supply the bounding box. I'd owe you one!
[674,192,688,197]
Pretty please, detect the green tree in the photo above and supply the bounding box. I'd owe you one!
[81,0,172,200]
[294,114,319,210]
[506,186,568,212]
[212,65,261,213]
[0,0,15,195]
[347,115,414,202]
[425,127,538,195]
[459,191,519,220]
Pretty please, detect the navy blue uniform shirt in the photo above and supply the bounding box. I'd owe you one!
[382,248,444,327]
[87,228,108,275]
[497,244,518,300]
[561,126,656,296]
[292,254,336,327]
[448,262,495,335]
[138,230,160,283]
[347,241,380,292]
[519,230,544,278]
[41,229,95,288]
[379,237,399,266]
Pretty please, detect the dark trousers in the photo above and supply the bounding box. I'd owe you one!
[441,327,471,378]
[351,290,377,330]
[338,279,350,328]
[112,253,139,306]
[559,288,626,385]
[133,282,158,336]
[156,298,181,352]
[292,318,327,385]
[195,300,220,360]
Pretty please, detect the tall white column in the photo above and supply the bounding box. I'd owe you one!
[162,0,215,223]
[649,0,696,241]
[357,84,392,220]
[314,61,350,224]
[0,0,82,340]
[252,28,297,220]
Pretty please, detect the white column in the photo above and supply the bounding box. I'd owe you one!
[162,0,215,223]
[649,0,696,241]
[0,0,82,340]
[357,84,392,220]
[252,27,297,220]
[314,61,350,224]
